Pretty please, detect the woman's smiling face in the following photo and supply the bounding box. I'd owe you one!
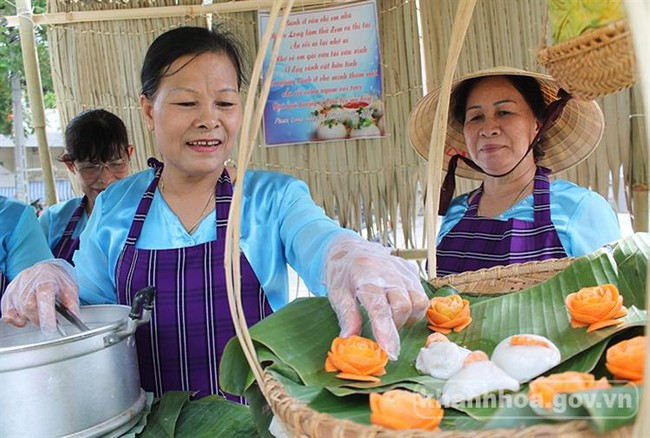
[140,52,242,179]
[462,76,540,176]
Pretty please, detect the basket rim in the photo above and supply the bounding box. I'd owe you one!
[262,369,633,437]
[428,257,576,292]
[538,19,631,62]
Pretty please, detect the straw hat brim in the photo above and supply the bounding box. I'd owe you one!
[408,67,605,180]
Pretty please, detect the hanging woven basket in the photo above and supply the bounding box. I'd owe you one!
[537,19,636,100]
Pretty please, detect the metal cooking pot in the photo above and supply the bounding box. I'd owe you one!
[0,287,156,438]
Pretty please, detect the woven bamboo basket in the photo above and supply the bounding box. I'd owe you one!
[257,256,632,437]
[428,257,575,294]
[537,19,636,100]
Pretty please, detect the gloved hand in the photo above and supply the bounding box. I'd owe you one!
[1,259,79,334]
[324,235,429,360]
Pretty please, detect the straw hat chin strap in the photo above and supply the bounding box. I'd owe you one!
[438,89,573,215]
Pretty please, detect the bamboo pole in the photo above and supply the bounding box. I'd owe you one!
[390,248,427,260]
[5,0,352,27]
[624,1,650,437]
[425,0,477,280]
[225,0,294,400]
[16,0,57,206]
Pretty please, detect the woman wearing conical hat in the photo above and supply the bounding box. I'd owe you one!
[409,68,621,277]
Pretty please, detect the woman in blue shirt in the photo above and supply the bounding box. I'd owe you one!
[39,109,133,263]
[2,26,427,397]
[409,67,620,277]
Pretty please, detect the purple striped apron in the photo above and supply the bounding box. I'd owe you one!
[52,196,87,264]
[436,166,567,277]
[115,159,272,399]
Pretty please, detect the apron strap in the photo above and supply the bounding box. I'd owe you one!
[60,196,87,239]
[532,166,553,224]
[124,158,164,246]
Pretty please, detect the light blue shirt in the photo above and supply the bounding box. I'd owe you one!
[39,196,88,251]
[438,179,621,257]
[0,196,53,282]
[73,169,356,310]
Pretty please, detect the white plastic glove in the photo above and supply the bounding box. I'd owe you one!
[324,235,429,360]
[1,259,80,334]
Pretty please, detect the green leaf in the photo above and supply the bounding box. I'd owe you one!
[526,385,640,434]
[482,391,553,430]
[613,236,650,309]
[579,386,641,433]
[243,384,275,438]
[327,374,444,397]
[548,340,607,374]
[269,369,325,404]
[137,391,190,438]
[271,370,481,431]
[220,341,281,395]
[174,396,256,438]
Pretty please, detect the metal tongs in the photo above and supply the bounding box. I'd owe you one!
[55,299,90,336]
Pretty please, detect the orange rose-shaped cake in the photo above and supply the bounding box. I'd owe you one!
[370,390,444,431]
[528,371,611,410]
[426,295,472,334]
[324,336,388,383]
[565,284,627,333]
[606,336,646,384]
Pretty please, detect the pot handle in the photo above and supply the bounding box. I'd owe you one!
[103,286,157,347]
[128,286,156,323]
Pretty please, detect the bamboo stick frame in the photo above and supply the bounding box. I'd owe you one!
[5,0,354,27]
[225,0,295,400]
[15,0,58,206]
[425,0,476,279]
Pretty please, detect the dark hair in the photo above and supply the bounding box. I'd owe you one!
[140,26,247,99]
[452,75,547,160]
[62,109,129,163]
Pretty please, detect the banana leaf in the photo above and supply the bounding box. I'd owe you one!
[613,233,650,308]
[137,391,256,438]
[138,391,190,438]
[220,233,649,432]
[174,396,257,437]
[578,386,641,433]
[267,369,484,430]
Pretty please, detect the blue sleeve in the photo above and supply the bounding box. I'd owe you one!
[73,193,117,304]
[436,194,469,245]
[276,177,356,296]
[564,191,621,256]
[38,207,52,243]
[240,172,356,310]
[6,206,53,280]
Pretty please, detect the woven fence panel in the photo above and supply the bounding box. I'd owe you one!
[47,0,206,175]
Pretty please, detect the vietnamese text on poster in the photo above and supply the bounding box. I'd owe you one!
[258,0,384,146]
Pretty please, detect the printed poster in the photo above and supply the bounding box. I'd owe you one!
[258,0,384,146]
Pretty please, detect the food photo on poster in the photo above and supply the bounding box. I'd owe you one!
[258,0,385,146]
